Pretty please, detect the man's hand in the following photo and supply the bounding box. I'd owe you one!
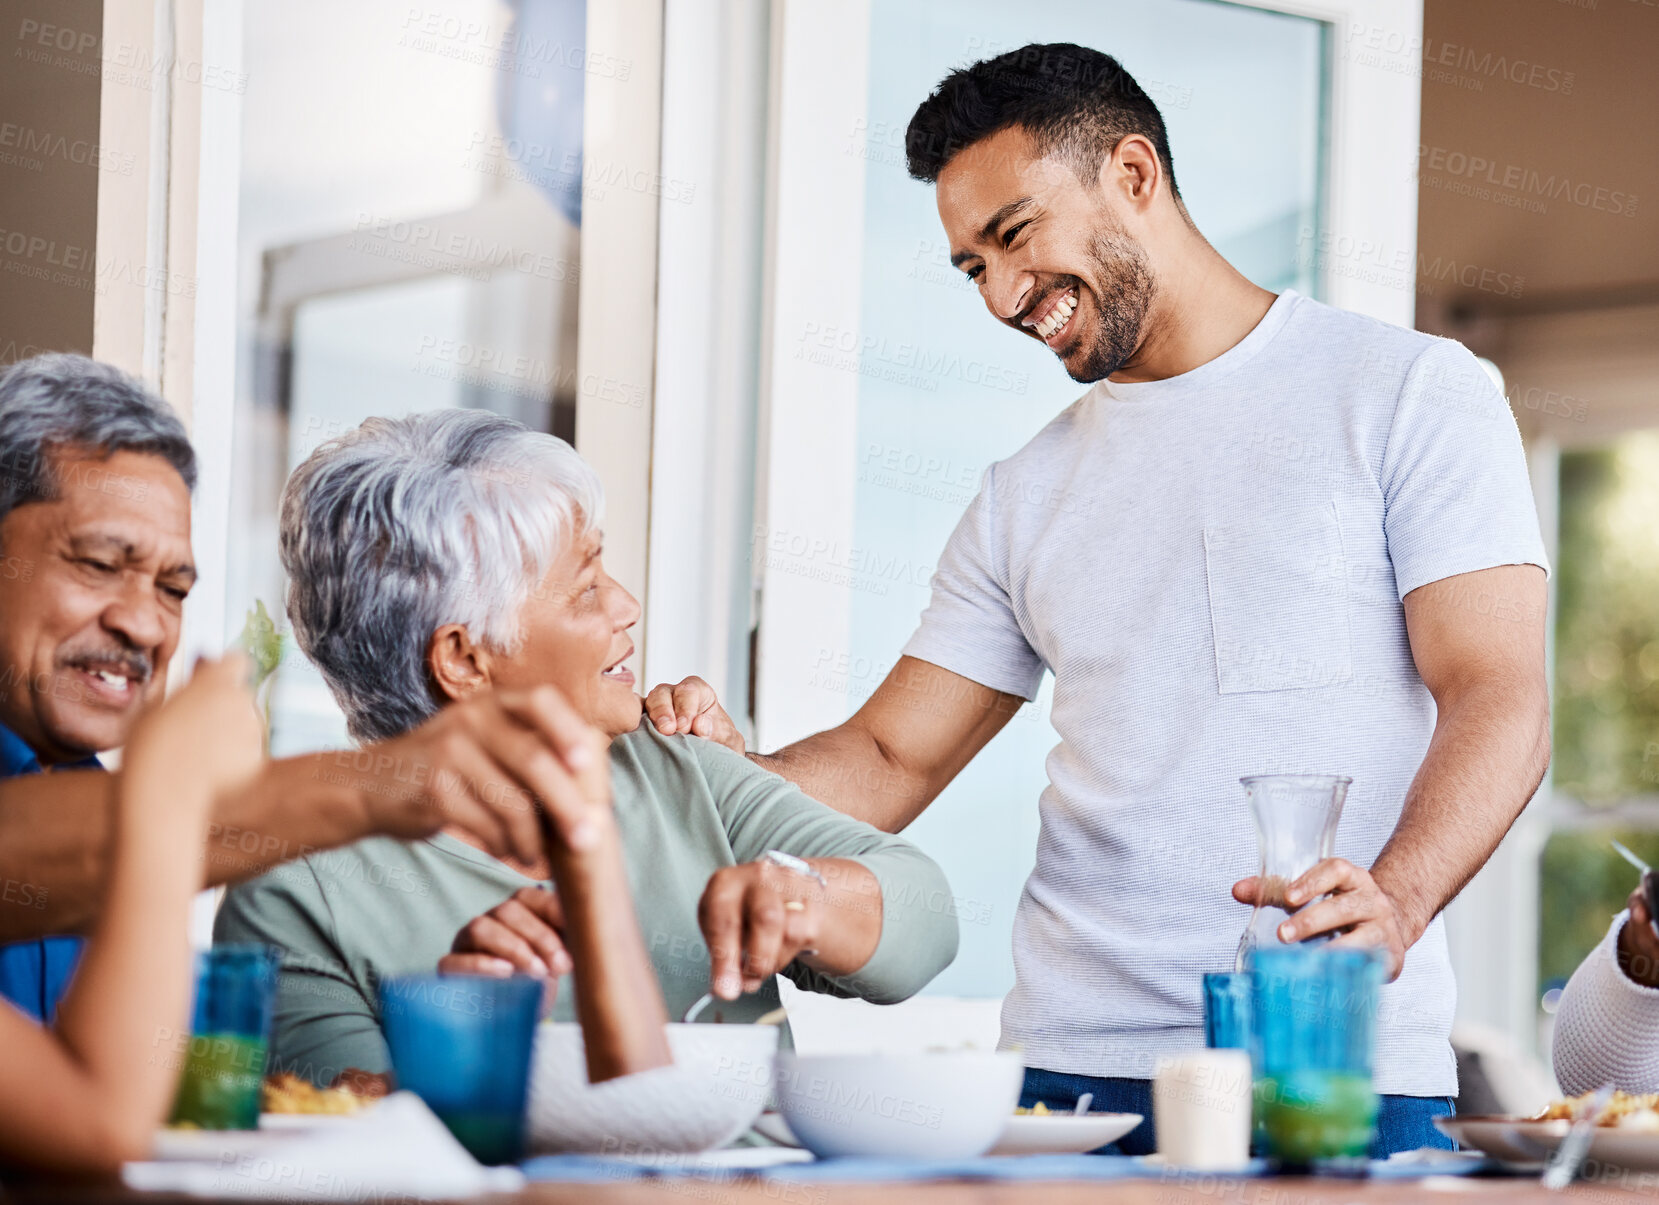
[642,676,745,754]
[698,859,827,1000]
[341,685,612,865]
[126,653,264,811]
[1617,882,1659,988]
[439,886,573,982]
[1232,857,1414,981]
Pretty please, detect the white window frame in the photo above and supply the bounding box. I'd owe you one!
[93,0,244,676]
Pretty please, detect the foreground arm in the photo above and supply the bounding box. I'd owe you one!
[543,818,672,1082]
[442,692,669,1083]
[0,688,603,941]
[646,656,1023,833]
[1237,564,1551,979]
[1554,897,1659,1094]
[0,656,260,1174]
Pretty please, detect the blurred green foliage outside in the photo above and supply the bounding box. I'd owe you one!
[1541,435,1659,986]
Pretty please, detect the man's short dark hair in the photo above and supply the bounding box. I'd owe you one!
[906,43,1179,197]
[0,353,196,526]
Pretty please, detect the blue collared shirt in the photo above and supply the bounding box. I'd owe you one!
[0,722,100,1022]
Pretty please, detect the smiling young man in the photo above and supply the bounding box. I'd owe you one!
[648,43,1551,1156]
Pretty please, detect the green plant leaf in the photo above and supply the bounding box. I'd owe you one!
[237,600,286,690]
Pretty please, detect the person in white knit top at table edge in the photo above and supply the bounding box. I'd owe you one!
[1554,880,1659,1094]
[648,44,1552,1157]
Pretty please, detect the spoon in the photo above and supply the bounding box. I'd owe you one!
[682,991,787,1026]
[1612,839,1649,874]
[1074,1092,1094,1116]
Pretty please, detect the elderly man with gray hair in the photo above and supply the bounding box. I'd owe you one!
[0,354,633,1031]
[216,409,960,1088]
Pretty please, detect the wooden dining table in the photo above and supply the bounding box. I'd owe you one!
[9,1172,1659,1204]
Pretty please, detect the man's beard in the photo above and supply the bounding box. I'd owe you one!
[1066,229,1156,384]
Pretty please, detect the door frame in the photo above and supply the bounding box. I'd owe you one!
[736,0,1577,1046]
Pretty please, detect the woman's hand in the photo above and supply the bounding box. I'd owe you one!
[698,858,832,1000]
[439,886,573,982]
[642,676,746,754]
[123,653,263,810]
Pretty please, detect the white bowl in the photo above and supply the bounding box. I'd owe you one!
[988,1111,1144,1156]
[774,1051,1025,1159]
[526,1022,778,1155]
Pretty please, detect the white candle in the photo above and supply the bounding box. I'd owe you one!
[1153,1050,1253,1170]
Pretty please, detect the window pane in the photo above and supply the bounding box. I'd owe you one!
[228,0,586,753]
[1552,436,1659,802]
[1539,829,1655,990]
[1541,433,1659,995]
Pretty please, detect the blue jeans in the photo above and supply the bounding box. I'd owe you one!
[1021,1068,1455,1159]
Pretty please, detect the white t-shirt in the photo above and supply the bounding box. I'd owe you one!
[902,291,1548,1096]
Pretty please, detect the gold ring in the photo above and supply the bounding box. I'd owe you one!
[784,900,806,913]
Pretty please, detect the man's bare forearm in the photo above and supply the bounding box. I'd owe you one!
[751,724,933,833]
[198,753,372,884]
[1370,678,1551,942]
[0,771,113,939]
[0,754,372,940]
[737,657,1020,833]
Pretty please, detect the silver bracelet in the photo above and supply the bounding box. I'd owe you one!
[761,848,827,886]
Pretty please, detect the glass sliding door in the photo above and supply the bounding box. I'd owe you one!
[755,0,1420,997]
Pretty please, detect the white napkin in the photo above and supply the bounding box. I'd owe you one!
[124,1093,526,1200]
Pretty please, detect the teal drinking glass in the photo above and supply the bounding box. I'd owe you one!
[379,974,542,1164]
[1203,971,1254,1050]
[168,944,282,1130]
[1246,945,1384,1167]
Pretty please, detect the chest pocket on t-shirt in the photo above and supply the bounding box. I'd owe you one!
[1202,500,1353,694]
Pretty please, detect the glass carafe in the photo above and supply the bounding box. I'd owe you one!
[1234,774,1352,972]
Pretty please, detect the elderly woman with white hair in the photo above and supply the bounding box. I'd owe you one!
[216,410,959,1087]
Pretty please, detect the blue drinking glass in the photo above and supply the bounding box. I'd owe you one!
[1246,945,1384,1167]
[169,943,282,1129]
[379,974,542,1165]
[1203,971,1254,1050]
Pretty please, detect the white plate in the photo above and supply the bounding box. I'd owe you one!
[1436,1116,1563,1166]
[988,1113,1144,1156]
[754,1108,1145,1157]
[1437,1115,1659,1172]
[751,1111,802,1148]
[151,1113,366,1161]
[258,1112,368,1130]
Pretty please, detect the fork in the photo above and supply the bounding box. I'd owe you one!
[1542,1083,1614,1190]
